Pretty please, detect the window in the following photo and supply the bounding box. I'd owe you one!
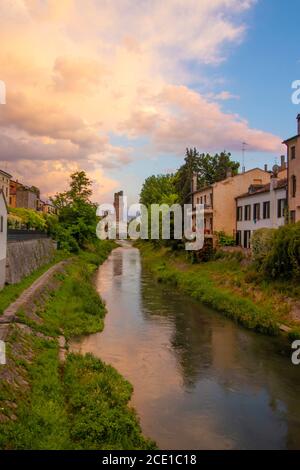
[291,175,297,198]
[0,216,3,233]
[204,195,207,205]
[253,203,260,222]
[237,206,243,221]
[263,201,270,219]
[200,197,203,204]
[236,230,242,246]
[277,199,286,218]
[291,146,296,160]
[244,205,251,221]
[290,210,296,224]
[243,230,251,249]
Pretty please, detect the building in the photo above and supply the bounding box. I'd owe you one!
[113,191,125,238]
[9,180,22,208]
[236,173,287,248]
[42,202,56,215]
[0,190,7,290]
[0,169,12,204]
[283,114,300,223]
[192,168,271,244]
[114,191,124,223]
[9,180,40,210]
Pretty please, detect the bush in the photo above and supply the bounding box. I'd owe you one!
[215,231,235,247]
[8,208,47,231]
[251,228,276,266]
[262,223,300,279]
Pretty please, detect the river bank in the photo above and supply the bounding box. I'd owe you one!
[0,241,155,450]
[70,244,300,449]
[137,242,300,339]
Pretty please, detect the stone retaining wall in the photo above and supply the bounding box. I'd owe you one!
[6,239,57,284]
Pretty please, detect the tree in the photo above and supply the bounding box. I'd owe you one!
[175,148,240,204]
[139,174,181,249]
[174,148,200,205]
[51,171,98,251]
[140,174,179,207]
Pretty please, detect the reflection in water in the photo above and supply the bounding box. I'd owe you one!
[71,247,300,450]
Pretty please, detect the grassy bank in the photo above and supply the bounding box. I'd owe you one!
[0,240,155,450]
[0,251,68,315]
[137,242,300,338]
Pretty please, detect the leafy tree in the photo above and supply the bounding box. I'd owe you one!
[175,148,239,204]
[174,148,200,205]
[51,171,98,252]
[139,174,181,249]
[140,174,179,207]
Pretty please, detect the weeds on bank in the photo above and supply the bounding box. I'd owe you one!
[0,339,154,449]
[138,243,281,335]
[0,251,68,315]
[0,240,154,450]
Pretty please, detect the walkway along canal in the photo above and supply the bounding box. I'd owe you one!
[70,245,300,450]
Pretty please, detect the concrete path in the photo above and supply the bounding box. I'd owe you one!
[0,260,68,341]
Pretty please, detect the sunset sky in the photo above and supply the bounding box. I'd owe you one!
[0,0,299,204]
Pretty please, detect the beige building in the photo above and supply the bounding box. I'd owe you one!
[42,202,57,215]
[0,169,12,204]
[283,114,300,223]
[192,168,271,243]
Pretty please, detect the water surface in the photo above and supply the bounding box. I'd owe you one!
[71,246,300,449]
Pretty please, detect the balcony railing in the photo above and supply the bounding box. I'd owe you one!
[7,229,50,242]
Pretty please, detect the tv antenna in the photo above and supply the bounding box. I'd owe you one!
[242,142,248,173]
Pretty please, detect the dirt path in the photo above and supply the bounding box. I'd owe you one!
[0,260,69,342]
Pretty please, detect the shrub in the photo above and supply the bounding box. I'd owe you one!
[251,228,276,266]
[8,208,47,231]
[215,231,235,247]
[262,223,300,279]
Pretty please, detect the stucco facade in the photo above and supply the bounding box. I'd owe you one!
[192,168,270,242]
[0,169,12,205]
[236,178,287,248]
[0,191,8,289]
[283,115,300,223]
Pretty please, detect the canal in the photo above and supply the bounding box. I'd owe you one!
[71,245,300,449]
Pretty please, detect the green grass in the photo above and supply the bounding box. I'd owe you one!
[16,240,117,339]
[0,240,155,450]
[0,340,154,450]
[137,242,281,336]
[64,353,156,450]
[0,251,68,315]
[0,338,70,450]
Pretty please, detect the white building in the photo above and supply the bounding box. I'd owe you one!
[0,169,12,204]
[0,190,8,289]
[236,176,287,248]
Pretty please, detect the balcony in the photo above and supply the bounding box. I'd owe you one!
[204,204,213,213]
[204,228,213,238]
[192,204,213,215]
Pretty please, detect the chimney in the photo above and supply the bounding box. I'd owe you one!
[264,164,268,172]
[226,168,232,179]
[297,114,300,135]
